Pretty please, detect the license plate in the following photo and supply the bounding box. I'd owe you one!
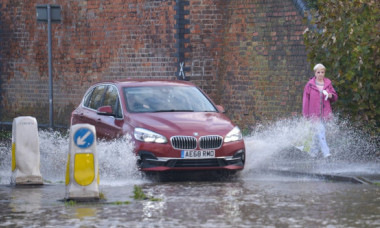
[181,150,215,159]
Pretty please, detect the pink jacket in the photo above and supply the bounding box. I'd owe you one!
[302,77,338,120]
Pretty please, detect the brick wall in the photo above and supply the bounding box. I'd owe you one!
[0,0,310,129]
[186,0,310,128]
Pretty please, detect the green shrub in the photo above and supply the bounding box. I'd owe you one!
[303,0,380,134]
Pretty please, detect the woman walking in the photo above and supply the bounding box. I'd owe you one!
[302,63,338,158]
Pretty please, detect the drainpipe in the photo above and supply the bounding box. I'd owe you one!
[292,0,309,16]
[291,0,315,29]
[174,0,190,80]
[0,67,2,124]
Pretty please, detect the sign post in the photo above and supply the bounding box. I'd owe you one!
[36,5,61,128]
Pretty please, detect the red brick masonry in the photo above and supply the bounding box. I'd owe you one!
[0,0,310,129]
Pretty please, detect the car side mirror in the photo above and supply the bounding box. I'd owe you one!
[216,105,226,113]
[97,106,115,116]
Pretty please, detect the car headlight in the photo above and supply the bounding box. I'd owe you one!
[134,128,167,143]
[224,126,242,142]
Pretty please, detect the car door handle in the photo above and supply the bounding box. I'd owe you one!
[97,118,102,122]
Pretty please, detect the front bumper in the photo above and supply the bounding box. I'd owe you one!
[137,150,245,172]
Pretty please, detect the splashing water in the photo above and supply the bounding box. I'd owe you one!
[38,130,71,183]
[96,134,143,185]
[0,117,378,184]
[243,117,313,170]
[243,116,379,174]
[0,130,141,185]
[0,141,11,184]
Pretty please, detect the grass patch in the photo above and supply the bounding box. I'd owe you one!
[133,185,162,201]
[65,200,77,206]
[111,201,131,205]
[133,185,148,200]
[99,192,106,200]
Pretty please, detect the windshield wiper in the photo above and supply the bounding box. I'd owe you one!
[153,109,194,112]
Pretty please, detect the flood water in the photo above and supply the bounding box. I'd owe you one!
[0,118,379,227]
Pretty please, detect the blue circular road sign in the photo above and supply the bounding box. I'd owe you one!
[74,128,94,149]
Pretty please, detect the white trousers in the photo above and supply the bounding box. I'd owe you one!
[310,122,331,157]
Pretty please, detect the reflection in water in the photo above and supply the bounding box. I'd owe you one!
[142,200,166,219]
[137,181,250,225]
[222,184,241,211]
[0,175,379,227]
[241,179,380,227]
[10,186,42,213]
[75,207,97,220]
[135,180,379,227]
[213,182,245,224]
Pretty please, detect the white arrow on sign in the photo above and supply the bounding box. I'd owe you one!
[77,131,91,146]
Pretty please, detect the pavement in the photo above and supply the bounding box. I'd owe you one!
[263,158,380,184]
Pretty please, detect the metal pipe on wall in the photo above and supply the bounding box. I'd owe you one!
[48,5,54,129]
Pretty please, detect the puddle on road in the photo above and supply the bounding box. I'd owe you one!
[1,178,379,227]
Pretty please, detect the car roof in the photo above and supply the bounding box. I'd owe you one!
[94,79,195,87]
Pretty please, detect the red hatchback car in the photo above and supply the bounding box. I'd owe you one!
[71,80,246,173]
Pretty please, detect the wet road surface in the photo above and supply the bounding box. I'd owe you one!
[1,170,379,228]
[1,118,379,227]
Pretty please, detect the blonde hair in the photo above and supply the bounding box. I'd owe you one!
[313,63,326,72]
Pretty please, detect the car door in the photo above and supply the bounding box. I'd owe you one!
[73,84,107,135]
[96,85,124,139]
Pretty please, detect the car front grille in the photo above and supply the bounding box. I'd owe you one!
[170,135,223,149]
[171,136,197,149]
[199,135,223,149]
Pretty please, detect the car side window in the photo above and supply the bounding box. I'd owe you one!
[103,86,123,118]
[115,100,122,118]
[82,89,93,108]
[88,85,107,110]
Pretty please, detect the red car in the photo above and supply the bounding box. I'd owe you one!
[71,80,245,173]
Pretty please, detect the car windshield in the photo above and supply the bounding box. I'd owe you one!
[123,86,217,113]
